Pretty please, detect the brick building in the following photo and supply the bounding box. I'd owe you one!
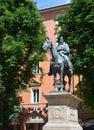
[19,4,70,130]
[0,3,94,130]
[19,4,94,130]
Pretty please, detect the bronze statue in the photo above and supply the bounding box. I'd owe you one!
[56,36,73,75]
[42,36,73,92]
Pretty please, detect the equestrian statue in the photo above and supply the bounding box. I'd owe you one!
[42,36,73,92]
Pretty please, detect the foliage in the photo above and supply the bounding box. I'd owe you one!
[57,0,94,109]
[0,0,46,126]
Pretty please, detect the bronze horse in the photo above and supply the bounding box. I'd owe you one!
[42,37,73,92]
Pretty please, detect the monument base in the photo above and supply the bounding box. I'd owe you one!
[43,123,82,130]
[43,92,83,130]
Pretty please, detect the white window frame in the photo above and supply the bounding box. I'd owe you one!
[31,87,40,103]
[33,63,40,75]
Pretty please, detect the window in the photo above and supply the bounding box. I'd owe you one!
[31,88,39,103]
[33,63,39,74]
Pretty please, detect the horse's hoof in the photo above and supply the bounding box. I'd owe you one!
[67,90,72,94]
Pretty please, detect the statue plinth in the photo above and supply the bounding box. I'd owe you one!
[43,92,83,130]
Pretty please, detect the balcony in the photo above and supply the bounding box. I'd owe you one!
[20,103,48,115]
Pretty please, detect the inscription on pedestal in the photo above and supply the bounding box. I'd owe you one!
[68,107,78,122]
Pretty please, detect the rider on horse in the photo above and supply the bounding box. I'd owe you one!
[48,36,73,76]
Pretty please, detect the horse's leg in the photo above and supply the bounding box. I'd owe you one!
[68,76,71,92]
[68,63,73,93]
[60,68,64,91]
[63,75,66,91]
[53,72,58,91]
[68,73,72,93]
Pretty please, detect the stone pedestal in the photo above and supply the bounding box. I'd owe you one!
[43,92,83,130]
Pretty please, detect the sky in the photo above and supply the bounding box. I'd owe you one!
[34,0,71,10]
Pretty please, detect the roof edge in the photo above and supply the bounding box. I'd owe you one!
[39,3,70,13]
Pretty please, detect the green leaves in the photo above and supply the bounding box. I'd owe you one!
[1,35,25,68]
[0,0,46,126]
[57,0,94,109]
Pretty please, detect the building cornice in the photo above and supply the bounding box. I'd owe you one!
[39,4,70,14]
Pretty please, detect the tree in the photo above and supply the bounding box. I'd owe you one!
[0,0,45,129]
[57,0,94,109]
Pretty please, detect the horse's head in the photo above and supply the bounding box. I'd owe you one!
[42,37,52,52]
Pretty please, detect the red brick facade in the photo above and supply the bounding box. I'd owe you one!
[19,4,70,130]
[0,4,94,130]
[19,4,94,130]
